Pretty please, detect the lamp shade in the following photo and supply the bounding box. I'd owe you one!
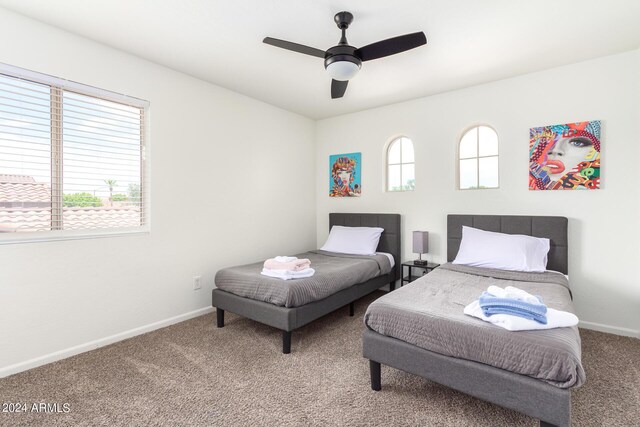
[412,231,429,254]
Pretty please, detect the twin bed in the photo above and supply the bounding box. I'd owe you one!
[364,214,580,427]
[212,213,582,427]
[212,213,400,353]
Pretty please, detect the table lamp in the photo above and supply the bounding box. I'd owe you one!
[413,231,429,265]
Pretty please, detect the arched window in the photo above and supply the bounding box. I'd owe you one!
[386,136,415,191]
[458,126,499,189]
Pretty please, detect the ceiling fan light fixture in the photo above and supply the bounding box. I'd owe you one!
[325,56,361,81]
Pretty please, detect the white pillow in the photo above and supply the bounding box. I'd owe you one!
[320,226,384,256]
[452,226,550,272]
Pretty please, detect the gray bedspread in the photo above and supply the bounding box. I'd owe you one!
[215,250,391,308]
[364,263,585,389]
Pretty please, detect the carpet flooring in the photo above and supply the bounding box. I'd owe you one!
[1,291,639,426]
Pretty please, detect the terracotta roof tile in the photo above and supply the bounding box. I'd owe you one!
[0,207,141,232]
[0,182,51,204]
[63,207,141,230]
[0,174,50,205]
[0,174,38,184]
[0,175,141,233]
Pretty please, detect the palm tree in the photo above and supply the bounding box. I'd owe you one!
[104,179,117,205]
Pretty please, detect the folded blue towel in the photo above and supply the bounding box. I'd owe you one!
[478,292,548,324]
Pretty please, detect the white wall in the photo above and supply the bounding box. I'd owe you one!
[316,50,640,336]
[0,8,317,375]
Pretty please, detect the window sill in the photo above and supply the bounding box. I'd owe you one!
[0,227,150,245]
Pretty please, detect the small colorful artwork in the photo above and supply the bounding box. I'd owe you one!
[529,120,601,190]
[329,152,361,197]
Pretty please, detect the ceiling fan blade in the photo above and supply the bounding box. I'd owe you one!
[263,37,325,58]
[331,79,348,99]
[355,32,426,62]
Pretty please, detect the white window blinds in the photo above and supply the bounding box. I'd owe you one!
[0,63,148,238]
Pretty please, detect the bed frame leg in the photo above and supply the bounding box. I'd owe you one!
[216,309,224,328]
[370,360,381,391]
[389,281,395,291]
[282,330,292,354]
[349,302,355,317]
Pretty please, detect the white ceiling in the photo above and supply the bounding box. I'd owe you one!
[1,0,639,120]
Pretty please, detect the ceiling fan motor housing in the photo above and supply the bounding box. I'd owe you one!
[324,45,362,68]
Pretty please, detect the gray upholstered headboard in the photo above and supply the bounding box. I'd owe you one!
[329,213,401,281]
[447,214,568,274]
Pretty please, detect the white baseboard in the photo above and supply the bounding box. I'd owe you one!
[579,320,639,338]
[0,306,214,379]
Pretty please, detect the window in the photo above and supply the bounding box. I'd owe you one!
[0,64,148,240]
[458,125,499,189]
[386,136,415,191]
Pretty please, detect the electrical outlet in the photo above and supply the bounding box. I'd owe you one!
[193,275,202,290]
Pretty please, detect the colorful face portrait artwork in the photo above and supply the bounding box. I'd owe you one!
[529,120,601,190]
[329,152,362,197]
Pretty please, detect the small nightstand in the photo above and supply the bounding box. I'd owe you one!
[401,261,440,286]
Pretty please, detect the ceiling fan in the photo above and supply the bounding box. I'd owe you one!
[263,11,427,99]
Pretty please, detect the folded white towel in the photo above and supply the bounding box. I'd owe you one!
[274,256,297,263]
[486,285,543,305]
[464,300,578,331]
[261,267,315,280]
